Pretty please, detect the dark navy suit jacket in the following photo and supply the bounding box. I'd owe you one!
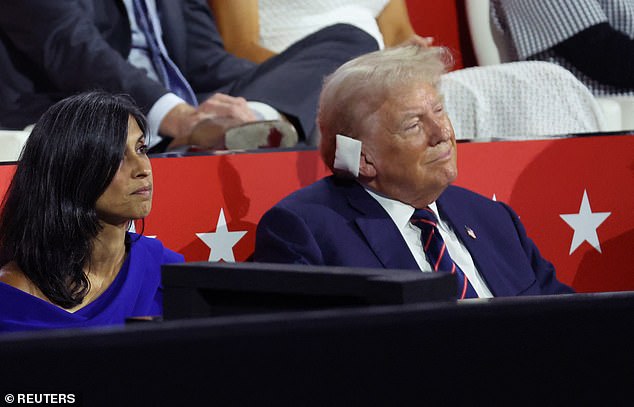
[254,176,573,297]
[0,0,377,136]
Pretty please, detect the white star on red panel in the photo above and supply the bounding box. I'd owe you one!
[560,190,611,255]
[196,208,247,262]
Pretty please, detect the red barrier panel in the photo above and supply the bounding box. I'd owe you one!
[2,134,633,292]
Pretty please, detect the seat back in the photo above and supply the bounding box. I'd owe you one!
[0,130,30,162]
[465,0,513,65]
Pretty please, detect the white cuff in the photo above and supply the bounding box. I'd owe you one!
[147,93,187,148]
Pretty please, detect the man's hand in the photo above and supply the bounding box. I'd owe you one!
[198,93,258,122]
[159,103,201,146]
[187,115,244,149]
[159,93,259,150]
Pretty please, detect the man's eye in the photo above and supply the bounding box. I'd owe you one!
[405,122,420,132]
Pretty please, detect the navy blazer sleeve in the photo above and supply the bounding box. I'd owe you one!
[0,0,168,113]
[501,201,573,295]
[171,0,255,94]
[255,206,327,265]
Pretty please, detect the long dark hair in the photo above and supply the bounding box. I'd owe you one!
[0,91,147,308]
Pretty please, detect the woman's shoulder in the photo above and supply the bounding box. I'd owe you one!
[128,233,184,264]
[0,262,62,330]
[0,261,44,298]
[0,261,24,286]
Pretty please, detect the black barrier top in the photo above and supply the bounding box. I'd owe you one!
[161,261,458,319]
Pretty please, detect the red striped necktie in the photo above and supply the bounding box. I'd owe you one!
[410,207,478,299]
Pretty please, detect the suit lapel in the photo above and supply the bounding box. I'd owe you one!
[342,181,420,271]
[154,0,187,68]
[436,188,519,296]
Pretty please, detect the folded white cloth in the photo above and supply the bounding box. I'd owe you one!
[440,61,608,140]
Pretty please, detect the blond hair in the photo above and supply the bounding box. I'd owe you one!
[317,46,453,171]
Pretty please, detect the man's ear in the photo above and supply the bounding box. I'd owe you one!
[359,148,377,178]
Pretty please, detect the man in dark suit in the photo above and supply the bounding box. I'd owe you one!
[0,0,377,150]
[254,45,573,298]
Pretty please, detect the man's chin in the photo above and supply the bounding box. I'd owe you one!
[439,162,458,184]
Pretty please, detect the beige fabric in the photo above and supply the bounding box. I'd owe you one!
[440,61,608,140]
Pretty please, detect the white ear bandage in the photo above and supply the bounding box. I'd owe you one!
[333,134,362,177]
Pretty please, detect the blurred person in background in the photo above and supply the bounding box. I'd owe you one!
[0,0,377,150]
[492,0,634,97]
[209,0,432,63]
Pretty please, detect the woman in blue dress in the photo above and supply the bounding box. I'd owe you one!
[0,91,184,332]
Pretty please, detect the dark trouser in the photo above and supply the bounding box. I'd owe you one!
[226,24,379,143]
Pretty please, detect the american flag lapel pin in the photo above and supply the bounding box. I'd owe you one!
[465,226,477,239]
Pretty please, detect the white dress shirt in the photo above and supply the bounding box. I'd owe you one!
[365,188,494,298]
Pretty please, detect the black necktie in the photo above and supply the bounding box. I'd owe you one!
[410,207,478,299]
